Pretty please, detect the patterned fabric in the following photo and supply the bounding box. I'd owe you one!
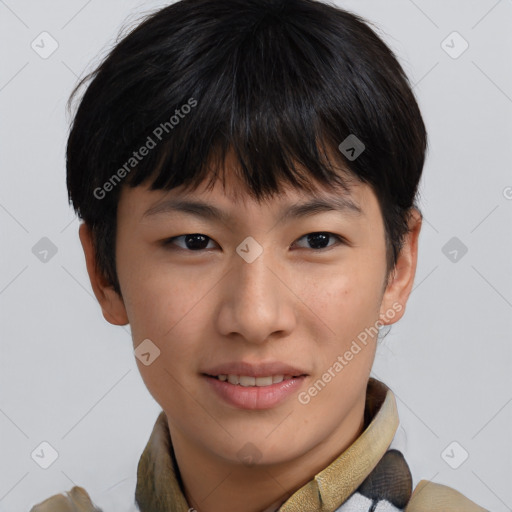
[334,448,412,511]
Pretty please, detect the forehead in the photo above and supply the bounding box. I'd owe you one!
[118,147,382,226]
[118,172,385,236]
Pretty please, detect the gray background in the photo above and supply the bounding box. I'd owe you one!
[1,0,511,510]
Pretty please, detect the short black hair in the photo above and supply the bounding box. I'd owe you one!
[66,0,427,296]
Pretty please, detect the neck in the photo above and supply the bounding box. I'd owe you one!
[168,403,366,512]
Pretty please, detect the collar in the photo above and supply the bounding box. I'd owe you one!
[135,377,402,512]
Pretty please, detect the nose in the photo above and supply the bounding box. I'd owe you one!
[215,245,297,345]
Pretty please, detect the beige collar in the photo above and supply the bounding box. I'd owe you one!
[135,377,399,512]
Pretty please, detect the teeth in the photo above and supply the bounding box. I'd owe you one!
[256,376,274,386]
[227,374,239,385]
[240,376,256,386]
[215,374,293,387]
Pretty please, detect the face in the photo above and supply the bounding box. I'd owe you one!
[81,156,421,471]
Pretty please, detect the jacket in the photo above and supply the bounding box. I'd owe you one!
[30,378,488,511]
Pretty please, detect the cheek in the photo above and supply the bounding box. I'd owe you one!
[125,270,211,407]
[294,258,384,381]
[123,271,209,344]
[299,262,382,328]
[116,234,212,336]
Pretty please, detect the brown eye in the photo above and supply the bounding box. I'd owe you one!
[293,232,345,250]
[163,234,216,251]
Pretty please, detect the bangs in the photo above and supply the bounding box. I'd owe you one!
[120,15,362,202]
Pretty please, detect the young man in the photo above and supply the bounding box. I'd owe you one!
[31,0,488,511]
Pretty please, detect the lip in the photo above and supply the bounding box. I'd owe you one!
[204,374,308,410]
[201,361,309,410]
[201,361,308,378]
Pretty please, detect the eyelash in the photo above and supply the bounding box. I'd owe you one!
[161,232,347,252]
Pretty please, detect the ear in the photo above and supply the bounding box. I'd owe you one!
[78,222,129,326]
[379,208,422,325]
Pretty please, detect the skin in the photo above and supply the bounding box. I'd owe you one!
[80,153,422,512]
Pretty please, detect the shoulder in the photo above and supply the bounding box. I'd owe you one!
[29,486,103,512]
[29,476,139,511]
[406,479,489,512]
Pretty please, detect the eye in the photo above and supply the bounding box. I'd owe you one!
[162,233,217,251]
[292,232,345,251]
[162,231,346,252]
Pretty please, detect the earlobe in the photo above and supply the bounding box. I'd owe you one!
[78,222,129,326]
[379,208,422,325]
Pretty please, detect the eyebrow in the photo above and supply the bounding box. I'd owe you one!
[142,195,363,224]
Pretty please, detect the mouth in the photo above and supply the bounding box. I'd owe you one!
[203,373,308,410]
[203,373,307,387]
[200,361,309,409]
